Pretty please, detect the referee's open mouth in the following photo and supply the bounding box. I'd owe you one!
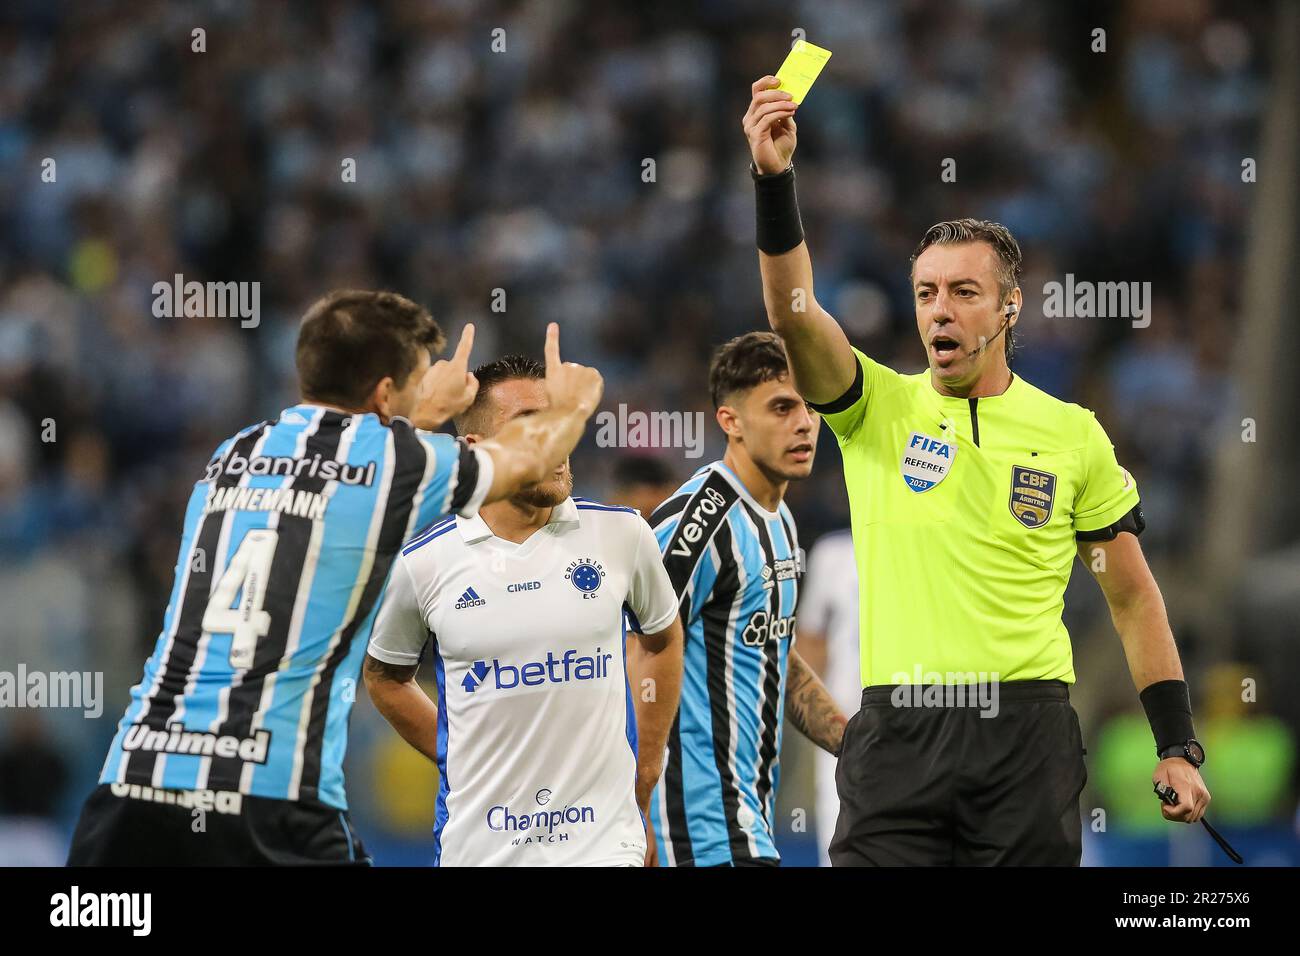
[930,333,962,367]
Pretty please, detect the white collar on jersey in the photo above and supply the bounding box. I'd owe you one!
[455,496,581,544]
[711,461,784,522]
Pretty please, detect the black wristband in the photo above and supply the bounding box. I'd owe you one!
[1139,679,1196,753]
[753,162,805,254]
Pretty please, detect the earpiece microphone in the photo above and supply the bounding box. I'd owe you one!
[965,303,1017,357]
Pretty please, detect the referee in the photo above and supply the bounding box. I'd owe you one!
[743,76,1212,865]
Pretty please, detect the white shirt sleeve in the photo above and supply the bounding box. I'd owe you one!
[798,537,836,635]
[626,514,680,636]
[368,555,430,666]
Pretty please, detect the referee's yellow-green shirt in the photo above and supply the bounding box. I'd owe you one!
[820,348,1140,687]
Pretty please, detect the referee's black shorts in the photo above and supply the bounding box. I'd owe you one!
[66,783,371,866]
[830,679,1087,866]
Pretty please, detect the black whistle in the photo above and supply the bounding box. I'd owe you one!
[1153,781,1179,806]
[1153,780,1243,863]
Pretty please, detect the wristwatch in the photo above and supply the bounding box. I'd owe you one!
[1157,738,1205,768]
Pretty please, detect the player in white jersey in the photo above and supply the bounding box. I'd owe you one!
[365,354,684,866]
[795,528,860,866]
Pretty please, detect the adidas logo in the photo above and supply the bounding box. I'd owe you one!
[455,586,486,610]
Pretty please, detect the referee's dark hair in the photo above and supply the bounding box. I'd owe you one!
[709,330,791,408]
[454,354,545,436]
[296,290,446,409]
[909,219,1023,360]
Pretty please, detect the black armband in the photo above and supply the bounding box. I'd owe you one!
[1139,679,1197,753]
[807,355,864,415]
[753,162,805,255]
[1075,503,1145,541]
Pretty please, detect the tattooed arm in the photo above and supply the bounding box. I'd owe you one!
[363,655,440,763]
[785,649,848,756]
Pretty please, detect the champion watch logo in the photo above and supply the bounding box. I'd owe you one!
[455,586,486,609]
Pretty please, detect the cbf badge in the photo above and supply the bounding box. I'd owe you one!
[900,432,955,492]
[1009,466,1057,528]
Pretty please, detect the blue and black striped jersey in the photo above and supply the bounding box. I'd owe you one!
[647,461,802,866]
[99,404,487,810]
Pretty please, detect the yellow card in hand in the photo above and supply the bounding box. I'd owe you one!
[775,39,832,105]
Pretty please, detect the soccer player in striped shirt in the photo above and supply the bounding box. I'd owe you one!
[645,331,848,866]
[68,291,602,865]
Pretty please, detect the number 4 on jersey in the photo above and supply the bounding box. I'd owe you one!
[200,529,279,669]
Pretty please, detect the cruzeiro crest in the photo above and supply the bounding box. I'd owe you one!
[565,558,605,598]
[1009,466,1057,529]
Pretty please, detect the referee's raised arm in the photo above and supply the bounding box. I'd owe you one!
[744,75,858,406]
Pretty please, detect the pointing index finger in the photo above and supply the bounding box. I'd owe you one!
[544,322,561,372]
[451,323,475,369]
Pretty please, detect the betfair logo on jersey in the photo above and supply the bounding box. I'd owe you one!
[901,432,954,492]
[460,648,614,693]
[741,610,796,646]
[1009,466,1057,528]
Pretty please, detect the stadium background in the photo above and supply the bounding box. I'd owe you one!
[1,0,1297,866]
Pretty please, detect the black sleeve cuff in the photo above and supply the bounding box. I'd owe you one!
[807,357,864,415]
[753,162,805,255]
[1139,679,1196,753]
[1075,503,1145,541]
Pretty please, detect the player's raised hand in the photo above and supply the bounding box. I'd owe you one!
[543,322,603,417]
[413,323,479,429]
[743,75,798,175]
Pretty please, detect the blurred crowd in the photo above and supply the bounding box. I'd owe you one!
[0,0,1291,863]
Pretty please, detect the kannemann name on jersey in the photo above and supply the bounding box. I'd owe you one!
[99,405,492,811]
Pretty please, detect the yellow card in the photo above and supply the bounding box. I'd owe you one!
[775,39,832,105]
